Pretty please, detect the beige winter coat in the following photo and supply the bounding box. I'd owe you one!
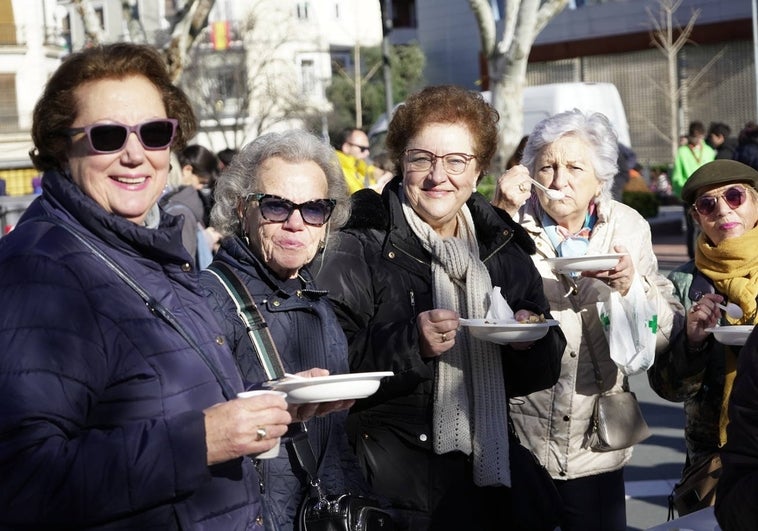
[509,199,681,480]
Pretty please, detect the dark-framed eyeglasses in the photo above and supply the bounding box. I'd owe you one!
[404,148,477,175]
[66,119,179,154]
[347,141,370,153]
[693,186,748,216]
[246,193,336,227]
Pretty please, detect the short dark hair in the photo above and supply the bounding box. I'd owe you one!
[217,148,238,167]
[707,122,731,139]
[179,145,219,183]
[332,127,365,151]
[688,121,705,137]
[30,42,196,172]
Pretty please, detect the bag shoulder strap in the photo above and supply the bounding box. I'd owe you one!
[41,216,237,400]
[205,263,325,491]
[205,262,286,381]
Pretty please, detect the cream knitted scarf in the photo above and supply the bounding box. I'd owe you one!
[401,191,511,487]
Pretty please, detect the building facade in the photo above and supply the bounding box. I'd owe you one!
[0,0,383,195]
[387,0,754,166]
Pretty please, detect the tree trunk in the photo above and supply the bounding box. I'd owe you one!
[471,0,568,174]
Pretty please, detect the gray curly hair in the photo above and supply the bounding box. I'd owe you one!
[521,108,619,206]
[211,129,350,237]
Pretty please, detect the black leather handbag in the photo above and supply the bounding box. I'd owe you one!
[298,492,394,531]
[292,429,396,531]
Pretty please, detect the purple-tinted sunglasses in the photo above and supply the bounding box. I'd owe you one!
[66,119,178,154]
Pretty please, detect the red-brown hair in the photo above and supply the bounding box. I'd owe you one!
[30,43,196,172]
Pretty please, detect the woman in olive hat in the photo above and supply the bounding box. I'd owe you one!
[649,158,758,517]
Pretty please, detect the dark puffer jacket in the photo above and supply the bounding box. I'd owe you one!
[200,237,370,531]
[315,181,565,528]
[0,172,262,530]
[716,326,758,530]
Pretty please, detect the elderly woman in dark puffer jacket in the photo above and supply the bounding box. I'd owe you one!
[200,130,373,531]
[0,43,291,530]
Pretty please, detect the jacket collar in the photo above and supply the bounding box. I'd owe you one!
[215,234,325,300]
[346,177,536,260]
[29,170,189,262]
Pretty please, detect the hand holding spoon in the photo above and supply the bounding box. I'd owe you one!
[530,179,565,200]
[692,290,743,319]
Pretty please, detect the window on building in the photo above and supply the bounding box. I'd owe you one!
[296,2,310,20]
[391,0,416,28]
[300,58,318,97]
[0,74,18,132]
[94,6,105,30]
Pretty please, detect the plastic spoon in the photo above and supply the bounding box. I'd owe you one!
[530,179,565,200]
[718,302,744,320]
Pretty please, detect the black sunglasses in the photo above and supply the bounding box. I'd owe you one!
[66,119,178,154]
[246,193,336,227]
[693,186,747,216]
[347,141,370,153]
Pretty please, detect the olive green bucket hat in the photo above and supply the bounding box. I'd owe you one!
[681,159,758,204]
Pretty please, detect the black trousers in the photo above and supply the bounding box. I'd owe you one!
[553,468,627,531]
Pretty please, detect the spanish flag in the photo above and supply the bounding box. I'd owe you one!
[211,21,229,51]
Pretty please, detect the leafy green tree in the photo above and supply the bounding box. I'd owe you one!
[325,43,425,140]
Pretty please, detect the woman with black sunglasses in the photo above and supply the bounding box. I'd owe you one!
[199,130,375,531]
[0,43,293,529]
[648,159,758,518]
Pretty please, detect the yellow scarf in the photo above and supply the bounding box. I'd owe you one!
[695,225,758,445]
[695,225,758,325]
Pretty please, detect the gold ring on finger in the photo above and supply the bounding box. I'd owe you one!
[255,426,267,441]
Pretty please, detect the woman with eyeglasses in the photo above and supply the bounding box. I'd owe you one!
[199,130,375,530]
[493,109,680,531]
[314,84,566,530]
[648,159,758,518]
[0,43,293,529]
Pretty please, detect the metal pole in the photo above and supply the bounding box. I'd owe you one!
[382,0,394,120]
[753,0,758,115]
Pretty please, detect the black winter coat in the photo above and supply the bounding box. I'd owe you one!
[201,237,370,531]
[716,326,758,530]
[315,181,565,529]
[0,172,262,530]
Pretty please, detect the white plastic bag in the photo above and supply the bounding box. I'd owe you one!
[596,276,657,376]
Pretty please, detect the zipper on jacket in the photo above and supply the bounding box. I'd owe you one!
[481,229,515,264]
[409,289,417,320]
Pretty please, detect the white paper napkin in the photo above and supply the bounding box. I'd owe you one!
[484,286,515,322]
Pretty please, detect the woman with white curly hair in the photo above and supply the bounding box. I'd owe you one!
[493,109,682,531]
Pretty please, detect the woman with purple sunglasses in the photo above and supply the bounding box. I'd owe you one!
[649,159,758,518]
[0,43,291,529]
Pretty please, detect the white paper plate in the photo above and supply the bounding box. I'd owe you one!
[705,325,755,346]
[459,319,559,344]
[263,371,394,404]
[544,253,625,273]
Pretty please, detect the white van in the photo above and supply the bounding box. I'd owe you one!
[367,82,631,153]
[521,82,631,147]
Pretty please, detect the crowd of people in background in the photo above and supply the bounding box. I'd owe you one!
[5,40,758,531]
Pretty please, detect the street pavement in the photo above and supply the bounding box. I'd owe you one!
[626,205,691,531]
